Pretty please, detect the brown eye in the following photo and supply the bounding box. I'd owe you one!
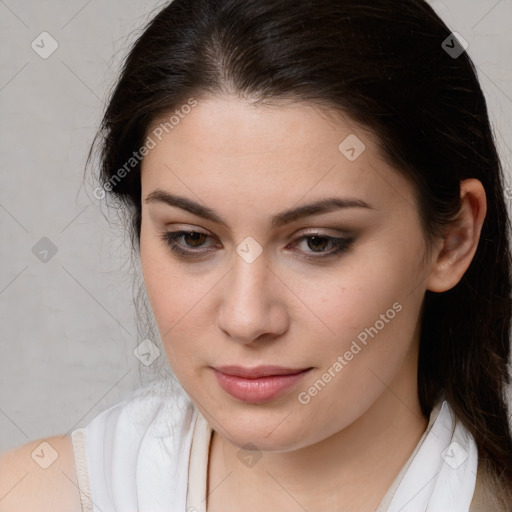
[305,235,330,252]
[181,232,208,247]
[158,230,217,257]
[292,234,354,258]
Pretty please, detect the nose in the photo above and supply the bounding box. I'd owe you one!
[216,251,289,344]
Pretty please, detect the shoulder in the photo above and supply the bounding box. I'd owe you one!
[0,379,196,512]
[81,379,197,510]
[0,434,81,512]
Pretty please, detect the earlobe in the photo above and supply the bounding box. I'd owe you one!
[426,179,487,293]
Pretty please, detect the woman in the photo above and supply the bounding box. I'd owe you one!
[1,0,511,510]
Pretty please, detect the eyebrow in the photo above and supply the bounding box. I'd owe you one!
[145,189,377,228]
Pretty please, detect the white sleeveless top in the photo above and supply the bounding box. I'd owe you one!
[70,379,479,512]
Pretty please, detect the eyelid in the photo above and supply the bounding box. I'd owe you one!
[163,224,351,240]
[296,227,352,238]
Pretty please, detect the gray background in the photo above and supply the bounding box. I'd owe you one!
[1,0,511,453]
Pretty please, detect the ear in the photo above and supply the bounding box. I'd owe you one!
[426,178,487,293]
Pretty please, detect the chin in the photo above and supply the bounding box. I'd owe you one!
[211,407,316,450]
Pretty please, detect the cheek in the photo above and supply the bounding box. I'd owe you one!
[319,227,426,340]
[286,253,413,348]
[139,232,218,378]
[288,235,424,392]
[140,225,189,325]
[292,278,421,445]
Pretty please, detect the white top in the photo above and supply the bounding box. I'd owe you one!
[70,378,478,512]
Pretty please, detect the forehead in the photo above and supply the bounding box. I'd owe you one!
[140,95,415,214]
[144,94,369,158]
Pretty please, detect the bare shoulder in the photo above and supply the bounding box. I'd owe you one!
[0,434,82,512]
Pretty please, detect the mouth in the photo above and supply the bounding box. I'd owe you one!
[211,365,313,404]
[212,365,312,378]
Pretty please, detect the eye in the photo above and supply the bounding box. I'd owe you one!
[157,230,354,260]
[292,234,354,259]
[158,230,218,257]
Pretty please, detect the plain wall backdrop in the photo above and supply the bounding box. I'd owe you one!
[1,0,511,454]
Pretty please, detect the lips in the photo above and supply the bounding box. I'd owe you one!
[211,365,312,404]
[213,365,312,378]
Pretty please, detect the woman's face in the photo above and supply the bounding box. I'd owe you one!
[139,94,435,451]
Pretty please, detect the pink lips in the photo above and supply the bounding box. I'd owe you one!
[212,365,312,404]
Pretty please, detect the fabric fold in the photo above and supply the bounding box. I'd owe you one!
[386,400,478,512]
[81,379,197,512]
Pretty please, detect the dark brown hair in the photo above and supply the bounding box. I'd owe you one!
[88,0,512,503]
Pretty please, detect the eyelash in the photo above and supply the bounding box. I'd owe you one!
[157,230,354,260]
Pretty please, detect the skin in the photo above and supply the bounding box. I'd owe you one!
[139,94,486,511]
